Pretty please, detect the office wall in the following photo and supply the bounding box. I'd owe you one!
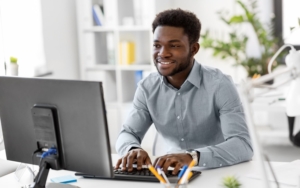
[40,0,80,79]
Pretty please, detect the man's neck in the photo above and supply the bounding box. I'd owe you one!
[166,60,194,89]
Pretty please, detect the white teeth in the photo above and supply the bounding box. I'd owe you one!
[160,62,171,64]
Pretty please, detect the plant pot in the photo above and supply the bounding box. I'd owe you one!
[10,63,19,76]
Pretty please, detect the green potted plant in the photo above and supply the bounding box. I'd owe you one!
[201,0,281,79]
[222,176,241,188]
[10,56,18,76]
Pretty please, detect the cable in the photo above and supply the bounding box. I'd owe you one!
[37,147,57,167]
[31,148,41,176]
[41,147,57,158]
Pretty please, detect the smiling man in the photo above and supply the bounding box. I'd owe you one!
[115,9,253,175]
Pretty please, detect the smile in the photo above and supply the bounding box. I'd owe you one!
[160,61,172,64]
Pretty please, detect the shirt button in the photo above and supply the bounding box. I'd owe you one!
[203,163,206,167]
[178,93,180,95]
[177,116,180,119]
[220,164,222,167]
[181,138,184,141]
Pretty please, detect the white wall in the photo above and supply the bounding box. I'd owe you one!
[40,0,80,79]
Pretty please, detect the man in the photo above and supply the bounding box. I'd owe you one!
[115,8,253,175]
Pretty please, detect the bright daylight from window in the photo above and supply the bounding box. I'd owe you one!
[0,0,46,77]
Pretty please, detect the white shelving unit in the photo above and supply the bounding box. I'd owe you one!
[76,0,173,152]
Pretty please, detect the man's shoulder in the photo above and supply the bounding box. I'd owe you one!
[138,72,161,89]
[200,64,227,82]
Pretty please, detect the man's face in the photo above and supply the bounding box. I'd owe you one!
[153,26,194,77]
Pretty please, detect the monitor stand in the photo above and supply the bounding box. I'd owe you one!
[30,150,61,188]
[30,104,63,188]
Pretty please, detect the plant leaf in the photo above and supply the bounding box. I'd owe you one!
[290,27,295,31]
[229,15,244,23]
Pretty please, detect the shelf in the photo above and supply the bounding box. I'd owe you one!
[86,64,116,71]
[76,0,171,139]
[84,26,151,32]
[118,64,153,71]
[118,26,151,31]
[84,27,116,32]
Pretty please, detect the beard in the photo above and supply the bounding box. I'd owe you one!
[155,51,194,77]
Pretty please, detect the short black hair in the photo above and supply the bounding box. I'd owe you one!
[152,8,201,44]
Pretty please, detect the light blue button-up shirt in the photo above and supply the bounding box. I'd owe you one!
[116,60,253,168]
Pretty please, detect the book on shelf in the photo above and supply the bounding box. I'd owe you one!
[92,4,105,26]
[135,70,143,87]
[106,33,115,64]
[134,70,153,87]
[119,41,135,65]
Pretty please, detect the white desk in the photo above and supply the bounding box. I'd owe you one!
[0,154,294,188]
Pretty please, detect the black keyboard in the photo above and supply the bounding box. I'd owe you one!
[75,168,201,183]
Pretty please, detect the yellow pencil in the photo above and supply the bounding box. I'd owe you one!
[187,159,196,168]
[148,165,166,183]
[178,172,193,184]
[187,172,193,181]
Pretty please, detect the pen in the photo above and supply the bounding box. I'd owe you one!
[178,159,196,184]
[177,165,188,182]
[148,165,166,183]
[178,165,188,178]
[157,167,170,185]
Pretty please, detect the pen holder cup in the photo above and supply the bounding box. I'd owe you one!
[161,183,188,188]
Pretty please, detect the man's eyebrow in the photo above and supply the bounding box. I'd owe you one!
[153,39,182,43]
[168,40,181,43]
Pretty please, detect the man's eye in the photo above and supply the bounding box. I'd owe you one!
[171,45,180,48]
[153,44,160,48]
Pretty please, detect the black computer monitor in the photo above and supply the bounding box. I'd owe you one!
[0,76,113,187]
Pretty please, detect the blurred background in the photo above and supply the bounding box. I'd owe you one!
[0,0,300,161]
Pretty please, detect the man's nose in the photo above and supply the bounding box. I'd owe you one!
[158,47,171,57]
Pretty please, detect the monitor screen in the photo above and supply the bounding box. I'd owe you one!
[0,76,113,178]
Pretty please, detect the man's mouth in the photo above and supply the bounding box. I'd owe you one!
[159,61,172,64]
[156,60,175,64]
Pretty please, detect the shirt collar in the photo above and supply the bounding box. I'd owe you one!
[186,60,201,89]
[159,59,202,89]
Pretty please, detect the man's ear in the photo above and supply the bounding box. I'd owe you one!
[191,43,200,56]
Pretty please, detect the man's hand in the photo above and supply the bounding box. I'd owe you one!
[153,153,193,175]
[115,148,152,172]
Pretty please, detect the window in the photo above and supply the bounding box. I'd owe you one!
[0,0,46,76]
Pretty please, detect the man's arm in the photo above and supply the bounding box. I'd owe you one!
[115,84,153,170]
[196,75,253,168]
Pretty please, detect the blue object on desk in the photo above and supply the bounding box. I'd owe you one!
[178,165,188,179]
[50,175,77,184]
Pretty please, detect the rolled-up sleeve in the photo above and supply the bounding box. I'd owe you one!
[197,75,253,168]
